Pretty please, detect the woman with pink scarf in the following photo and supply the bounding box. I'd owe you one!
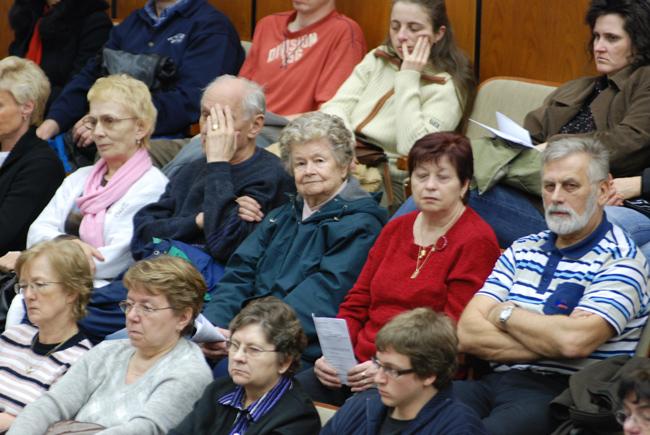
[5,75,167,337]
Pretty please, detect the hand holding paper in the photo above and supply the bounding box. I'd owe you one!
[313,315,357,385]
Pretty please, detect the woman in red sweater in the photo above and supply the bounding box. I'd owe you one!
[297,131,501,406]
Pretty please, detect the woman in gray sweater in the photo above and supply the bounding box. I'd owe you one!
[8,256,213,435]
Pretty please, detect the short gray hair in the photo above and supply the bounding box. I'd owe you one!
[203,74,265,120]
[279,112,355,175]
[542,137,609,184]
[0,56,50,125]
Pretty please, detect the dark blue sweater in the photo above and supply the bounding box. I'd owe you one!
[321,386,488,435]
[131,148,294,263]
[47,0,245,137]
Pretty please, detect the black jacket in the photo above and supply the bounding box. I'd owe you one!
[9,0,112,105]
[0,128,65,255]
[169,377,321,435]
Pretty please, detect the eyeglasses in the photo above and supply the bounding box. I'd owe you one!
[14,281,63,295]
[372,356,416,379]
[118,301,174,316]
[225,339,277,358]
[615,409,650,427]
[82,115,136,131]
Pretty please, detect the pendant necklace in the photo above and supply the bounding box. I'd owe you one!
[411,206,463,279]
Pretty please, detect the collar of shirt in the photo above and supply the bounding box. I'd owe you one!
[144,0,190,27]
[302,180,348,221]
[218,376,293,424]
[541,212,612,259]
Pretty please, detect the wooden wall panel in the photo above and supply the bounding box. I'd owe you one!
[210,0,253,40]
[446,0,477,66]
[479,0,594,82]
[0,2,14,60]
[114,0,144,19]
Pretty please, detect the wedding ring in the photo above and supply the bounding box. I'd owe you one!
[212,123,218,131]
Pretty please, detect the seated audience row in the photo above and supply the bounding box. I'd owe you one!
[7,255,213,434]
[398,0,650,259]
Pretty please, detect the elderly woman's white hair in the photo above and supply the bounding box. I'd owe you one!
[279,112,355,176]
[0,56,50,126]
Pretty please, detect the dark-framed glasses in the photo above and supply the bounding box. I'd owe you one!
[225,339,277,358]
[14,281,63,295]
[82,115,137,131]
[372,356,416,379]
[118,300,174,316]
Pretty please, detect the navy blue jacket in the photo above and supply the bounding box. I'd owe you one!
[321,387,488,435]
[203,179,387,363]
[47,0,245,137]
[131,148,294,263]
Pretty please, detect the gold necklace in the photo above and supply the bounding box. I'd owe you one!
[411,236,448,279]
[26,332,76,375]
[410,206,463,279]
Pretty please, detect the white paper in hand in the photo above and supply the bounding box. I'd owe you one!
[469,112,536,148]
[313,315,357,385]
[192,314,226,343]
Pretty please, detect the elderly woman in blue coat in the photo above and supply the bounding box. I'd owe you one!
[202,112,387,366]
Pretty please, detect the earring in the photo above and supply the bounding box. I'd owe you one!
[136,138,143,146]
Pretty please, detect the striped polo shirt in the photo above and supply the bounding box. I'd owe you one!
[478,216,649,375]
[218,375,292,435]
[0,324,92,415]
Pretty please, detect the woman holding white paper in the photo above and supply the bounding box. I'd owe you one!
[296,132,500,406]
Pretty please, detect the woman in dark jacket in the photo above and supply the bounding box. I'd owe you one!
[0,57,64,257]
[9,0,112,106]
[171,297,320,435]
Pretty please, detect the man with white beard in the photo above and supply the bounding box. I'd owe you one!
[454,137,650,435]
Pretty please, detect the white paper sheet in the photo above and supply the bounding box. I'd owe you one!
[192,314,227,343]
[313,315,357,385]
[469,112,536,148]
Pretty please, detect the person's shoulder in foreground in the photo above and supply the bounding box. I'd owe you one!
[169,377,320,435]
[321,386,487,435]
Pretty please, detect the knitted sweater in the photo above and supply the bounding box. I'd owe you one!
[321,46,463,157]
[338,209,500,362]
[131,147,294,263]
[8,338,212,435]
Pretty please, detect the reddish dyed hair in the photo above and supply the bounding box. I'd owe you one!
[407,132,473,203]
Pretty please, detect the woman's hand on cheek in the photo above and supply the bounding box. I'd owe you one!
[401,36,432,72]
[347,360,377,392]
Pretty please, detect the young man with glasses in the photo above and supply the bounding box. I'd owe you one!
[321,308,487,435]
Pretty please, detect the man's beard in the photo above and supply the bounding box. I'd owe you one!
[545,193,598,236]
